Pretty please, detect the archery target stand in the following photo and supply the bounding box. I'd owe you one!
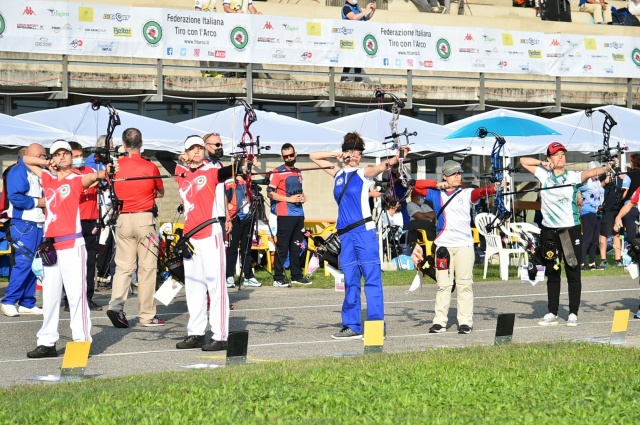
[26,341,91,383]
[226,331,249,365]
[494,313,516,346]
[363,320,384,355]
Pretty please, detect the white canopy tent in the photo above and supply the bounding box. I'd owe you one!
[178,107,349,155]
[0,113,74,148]
[552,105,640,153]
[18,103,206,152]
[442,108,622,156]
[320,110,450,157]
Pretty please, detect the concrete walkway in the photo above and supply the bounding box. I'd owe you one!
[1,274,639,387]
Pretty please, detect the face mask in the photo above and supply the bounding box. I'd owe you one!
[353,0,358,4]
[211,148,223,161]
[31,257,43,278]
[72,158,85,168]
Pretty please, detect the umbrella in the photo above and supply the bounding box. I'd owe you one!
[445,117,561,139]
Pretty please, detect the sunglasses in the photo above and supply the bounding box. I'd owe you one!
[207,143,222,147]
[283,153,296,159]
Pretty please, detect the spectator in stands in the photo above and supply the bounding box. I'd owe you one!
[223,0,261,14]
[195,1,228,78]
[1,144,46,318]
[341,0,376,82]
[598,164,629,269]
[578,161,605,270]
[579,0,613,24]
[195,0,217,11]
[630,0,640,15]
[409,0,445,13]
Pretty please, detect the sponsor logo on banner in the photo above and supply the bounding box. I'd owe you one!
[559,64,570,72]
[113,27,132,37]
[519,63,530,71]
[549,39,560,47]
[604,42,624,49]
[507,50,523,56]
[566,40,579,48]
[82,27,107,34]
[604,66,614,74]
[194,49,200,57]
[589,54,607,59]
[340,40,354,49]
[328,53,339,63]
[51,24,72,33]
[79,7,94,22]
[459,48,478,53]
[633,49,640,67]
[96,41,117,53]
[167,47,173,55]
[69,39,83,50]
[502,34,513,46]
[33,37,53,49]
[582,64,592,72]
[547,53,564,58]
[286,37,302,46]
[464,33,474,41]
[271,49,286,60]
[485,47,499,56]
[584,38,597,50]
[528,50,542,58]
[483,35,496,43]
[215,50,226,58]
[612,53,625,61]
[300,51,312,61]
[395,58,401,66]
[498,60,507,68]
[568,51,582,58]
[423,60,433,68]
[311,41,333,46]
[17,23,43,30]
[282,24,299,32]
[180,48,187,56]
[332,27,354,35]
[0,14,5,37]
[436,39,451,60]
[104,13,131,22]
[23,6,36,16]
[363,34,377,57]
[407,59,414,67]
[143,21,162,46]
[263,21,273,30]
[230,26,249,51]
[48,9,70,17]
[306,22,321,36]
[257,37,278,43]
[520,38,540,45]
[472,59,485,68]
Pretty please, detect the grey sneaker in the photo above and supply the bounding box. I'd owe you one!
[273,280,291,288]
[599,260,608,270]
[566,313,578,327]
[331,326,363,340]
[243,277,262,287]
[226,277,235,288]
[538,313,559,326]
[614,259,624,267]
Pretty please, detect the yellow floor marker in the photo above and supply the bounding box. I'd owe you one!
[610,309,630,345]
[60,341,92,381]
[364,320,384,354]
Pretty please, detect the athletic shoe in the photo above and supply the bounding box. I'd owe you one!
[292,277,312,285]
[458,324,472,334]
[538,313,559,326]
[18,305,43,315]
[614,259,624,267]
[429,324,446,333]
[88,300,103,311]
[331,326,363,340]
[142,317,166,327]
[566,313,578,327]
[243,277,262,287]
[1,303,19,317]
[202,340,228,351]
[27,344,57,358]
[580,263,587,271]
[176,335,206,349]
[226,276,236,288]
[106,309,129,328]
[273,280,291,288]
[588,263,597,270]
[599,260,608,270]
[634,305,640,319]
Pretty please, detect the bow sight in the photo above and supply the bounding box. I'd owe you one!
[83,146,128,166]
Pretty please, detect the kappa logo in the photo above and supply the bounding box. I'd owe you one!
[23,6,35,16]
[550,39,560,47]
[263,21,273,30]
[464,33,473,41]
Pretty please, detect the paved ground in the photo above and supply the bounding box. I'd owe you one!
[1,274,639,388]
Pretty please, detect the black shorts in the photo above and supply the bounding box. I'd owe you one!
[599,209,619,237]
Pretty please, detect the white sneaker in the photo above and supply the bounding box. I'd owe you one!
[243,277,262,287]
[1,304,19,317]
[566,313,578,327]
[18,305,43,315]
[226,277,235,288]
[538,313,559,326]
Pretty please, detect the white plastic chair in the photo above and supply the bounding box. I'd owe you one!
[474,213,528,281]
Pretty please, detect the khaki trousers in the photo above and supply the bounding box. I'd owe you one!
[433,245,475,328]
[108,212,158,323]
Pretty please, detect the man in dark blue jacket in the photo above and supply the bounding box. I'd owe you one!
[1,144,47,317]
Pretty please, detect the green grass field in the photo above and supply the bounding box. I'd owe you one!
[2,343,639,423]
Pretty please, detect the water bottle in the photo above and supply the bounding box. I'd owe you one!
[161,271,171,281]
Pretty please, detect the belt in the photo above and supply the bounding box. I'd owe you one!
[337,217,373,236]
[54,232,83,243]
[120,210,154,214]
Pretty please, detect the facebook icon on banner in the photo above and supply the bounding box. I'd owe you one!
[383,58,389,66]
[167,47,173,56]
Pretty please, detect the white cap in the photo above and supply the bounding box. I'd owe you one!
[587,160,600,170]
[184,135,205,150]
[49,140,72,155]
